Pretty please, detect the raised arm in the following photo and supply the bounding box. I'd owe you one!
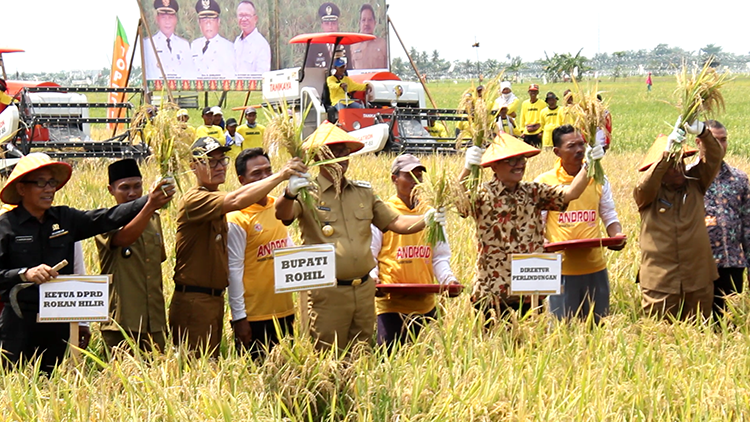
[111,179,175,248]
[224,158,306,214]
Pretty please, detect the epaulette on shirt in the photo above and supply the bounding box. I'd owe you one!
[350,180,372,188]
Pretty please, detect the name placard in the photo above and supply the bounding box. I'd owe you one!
[273,244,336,293]
[510,254,562,295]
[38,275,111,322]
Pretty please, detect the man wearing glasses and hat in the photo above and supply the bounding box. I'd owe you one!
[305,2,352,69]
[144,0,196,80]
[191,0,235,79]
[635,118,722,321]
[170,137,307,356]
[460,134,602,323]
[0,153,174,373]
[275,123,446,352]
[96,159,175,353]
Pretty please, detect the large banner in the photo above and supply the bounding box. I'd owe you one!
[108,17,130,132]
[139,0,388,91]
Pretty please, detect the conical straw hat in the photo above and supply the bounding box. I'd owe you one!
[481,133,540,167]
[302,122,364,153]
[1,153,72,205]
[637,134,698,171]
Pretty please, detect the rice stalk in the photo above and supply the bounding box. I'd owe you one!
[413,164,469,247]
[570,79,607,184]
[670,59,731,161]
[455,72,505,199]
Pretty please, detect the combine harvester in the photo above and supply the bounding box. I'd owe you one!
[0,48,149,175]
[262,33,465,155]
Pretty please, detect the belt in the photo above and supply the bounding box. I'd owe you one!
[337,274,369,287]
[174,284,225,297]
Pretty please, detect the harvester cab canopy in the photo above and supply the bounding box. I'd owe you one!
[289,32,375,83]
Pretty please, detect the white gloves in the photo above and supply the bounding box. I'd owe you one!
[684,119,705,135]
[585,145,605,164]
[423,207,447,227]
[666,116,686,152]
[287,173,311,196]
[464,146,485,170]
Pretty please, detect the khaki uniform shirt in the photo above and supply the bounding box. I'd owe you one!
[174,186,228,289]
[350,37,388,70]
[97,214,167,333]
[634,131,723,294]
[292,175,399,280]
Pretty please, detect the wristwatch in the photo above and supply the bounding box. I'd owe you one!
[283,189,298,200]
[18,268,28,282]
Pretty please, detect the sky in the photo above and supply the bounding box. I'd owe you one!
[2,0,746,74]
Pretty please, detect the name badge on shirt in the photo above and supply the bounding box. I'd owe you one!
[50,229,69,239]
[14,235,33,243]
[705,215,717,227]
[317,206,331,212]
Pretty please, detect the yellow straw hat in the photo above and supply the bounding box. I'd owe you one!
[302,122,364,153]
[1,153,73,205]
[480,133,540,167]
[637,134,698,171]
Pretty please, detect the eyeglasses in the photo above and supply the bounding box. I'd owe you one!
[20,179,60,188]
[206,157,230,168]
[501,156,527,167]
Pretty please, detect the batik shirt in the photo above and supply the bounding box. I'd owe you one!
[704,161,750,268]
[470,177,567,302]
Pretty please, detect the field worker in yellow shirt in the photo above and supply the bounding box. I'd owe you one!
[559,90,576,126]
[236,107,265,151]
[195,107,223,140]
[535,125,625,323]
[540,92,564,148]
[327,58,371,111]
[370,155,458,347]
[176,109,197,144]
[227,148,299,359]
[493,81,519,118]
[496,106,519,136]
[518,84,544,147]
[425,115,448,139]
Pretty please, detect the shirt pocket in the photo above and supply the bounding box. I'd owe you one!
[354,208,374,239]
[316,209,338,225]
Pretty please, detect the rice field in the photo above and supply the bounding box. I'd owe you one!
[5,75,750,421]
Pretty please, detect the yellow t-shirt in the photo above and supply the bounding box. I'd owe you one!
[227,197,295,321]
[234,123,266,158]
[519,99,545,135]
[195,125,223,141]
[492,96,520,117]
[426,123,448,139]
[560,105,576,126]
[327,75,367,105]
[540,106,564,148]
[535,161,606,275]
[375,196,436,315]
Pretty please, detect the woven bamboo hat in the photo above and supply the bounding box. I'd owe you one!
[302,122,364,153]
[481,133,540,167]
[1,153,72,205]
[637,134,698,171]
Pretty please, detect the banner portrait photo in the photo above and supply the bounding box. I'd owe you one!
[139,0,388,91]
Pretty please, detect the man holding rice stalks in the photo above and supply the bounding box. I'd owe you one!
[634,119,722,321]
[227,148,300,360]
[535,125,624,324]
[460,133,602,322]
[275,125,445,352]
[96,159,175,353]
[369,155,458,348]
[170,137,307,357]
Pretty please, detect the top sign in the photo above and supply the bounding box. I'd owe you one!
[510,254,561,295]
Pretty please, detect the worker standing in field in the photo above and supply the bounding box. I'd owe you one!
[493,81,519,119]
[227,148,300,359]
[425,114,448,139]
[518,84,544,148]
[695,120,750,318]
[370,154,458,348]
[646,72,653,92]
[634,118,721,321]
[275,124,445,352]
[535,125,625,323]
[460,133,602,323]
[540,92,564,148]
[195,107,223,140]
[176,109,196,144]
[0,153,173,373]
[170,137,306,357]
[96,159,174,352]
[236,108,265,151]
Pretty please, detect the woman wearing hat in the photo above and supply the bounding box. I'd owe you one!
[634,119,722,321]
[0,153,174,373]
[460,134,603,321]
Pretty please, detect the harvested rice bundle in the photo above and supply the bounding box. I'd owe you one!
[413,165,467,247]
[570,80,607,184]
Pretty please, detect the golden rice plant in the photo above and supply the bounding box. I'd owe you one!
[413,164,470,247]
[455,72,504,198]
[670,59,731,160]
[570,79,607,184]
